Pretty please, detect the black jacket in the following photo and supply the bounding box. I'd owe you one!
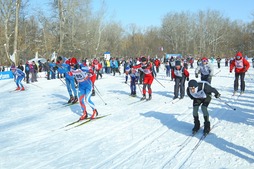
[187,82,219,100]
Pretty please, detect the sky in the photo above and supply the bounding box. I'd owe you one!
[1,59,254,168]
[91,0,254,27]
[29,0,254,28]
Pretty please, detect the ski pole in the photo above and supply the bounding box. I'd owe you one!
[59,77,66,86]
[218,98,236,110]
[94,84,101,95]
[247,72,253,80]
[214,70,221,76]
[137,83,142,94]
[154,78,165,88]
[94,85,107,105]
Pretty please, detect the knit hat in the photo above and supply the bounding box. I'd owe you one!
[235,52,242,57]
[57,56,63,62]
[70,57,77,65]
[235,52,243,60]
[188,79,198,88]
[175,60,181,66]
[201,57,208,62]
[10,65,16,70]
[141,57,147,62]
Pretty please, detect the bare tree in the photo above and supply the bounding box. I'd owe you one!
[13,0,21,65]
[0,0,16,65]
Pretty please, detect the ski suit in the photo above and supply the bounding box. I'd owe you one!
[71,64,97,116]
[57,61,77,99]
[12,68,25,89]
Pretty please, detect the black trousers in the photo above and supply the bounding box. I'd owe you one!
[234,72,245,91]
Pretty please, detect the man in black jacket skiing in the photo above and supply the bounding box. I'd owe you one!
[187,79,220,135]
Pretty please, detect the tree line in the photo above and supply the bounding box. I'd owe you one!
[0,0,254,65]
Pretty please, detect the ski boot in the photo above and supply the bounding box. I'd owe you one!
[15,87,20,91]
[173,96,178,100]
[68,96,74,104]
[147,94,152,100]
[79,111,88,120]
[91,109,98,119]
[203,121,211,135]
[20,87,25,91]
[140,94,146,101]
[72,96,78,104]
[192,116,200,134]
[91,89,95,96]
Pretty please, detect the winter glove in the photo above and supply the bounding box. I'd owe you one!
[229,70,232,73]
[195,74,198,78]
[215,93,221,98]
[186,77,189,81]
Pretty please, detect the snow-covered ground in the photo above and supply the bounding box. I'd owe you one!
[1,60,254,169]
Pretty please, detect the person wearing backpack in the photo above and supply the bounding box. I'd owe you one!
[187,79,221,135]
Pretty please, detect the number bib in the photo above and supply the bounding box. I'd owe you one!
[71,69,88,82]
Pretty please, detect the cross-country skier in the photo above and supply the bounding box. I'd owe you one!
[132,56,154,100]
[172,60,189,99]
[187,79,220,134]
[70,63,98,120]
[195,57,214,84]
[230,52,250,95]
[10,65,26,91]
[56,56,78,104]
[129,68,138,97]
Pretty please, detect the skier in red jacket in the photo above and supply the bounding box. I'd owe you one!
[230,52,250,95]
[132,56,154,100]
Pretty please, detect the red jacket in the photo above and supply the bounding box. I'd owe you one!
[93,63,102,71]
[154,59,161,67]
[230,57,250,73]
[132,62,153,77]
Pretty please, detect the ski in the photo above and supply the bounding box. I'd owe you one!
[65,114,111,131]
[128,98,147,105]
[192,133,208,151]
[172,98,181,104]
[178,130,199,147]
[62,102,79,107]
[232,92,243,98]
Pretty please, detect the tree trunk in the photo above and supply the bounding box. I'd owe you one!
[14,0,20,65]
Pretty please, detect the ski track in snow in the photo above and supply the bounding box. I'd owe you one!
[90,107,191,169]
[1,61,254,169]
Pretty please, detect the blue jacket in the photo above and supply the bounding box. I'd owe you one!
[57,63,74,79]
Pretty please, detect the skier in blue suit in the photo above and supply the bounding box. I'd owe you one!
[10,65,26,91]
[70,62,98,120]
[56,56,78,104]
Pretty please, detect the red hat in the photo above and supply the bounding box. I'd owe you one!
[65,59,70,65]
[235,52,242,57]
[235,52,243,60]
[70,57,77,65]
[201,57,208,62]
